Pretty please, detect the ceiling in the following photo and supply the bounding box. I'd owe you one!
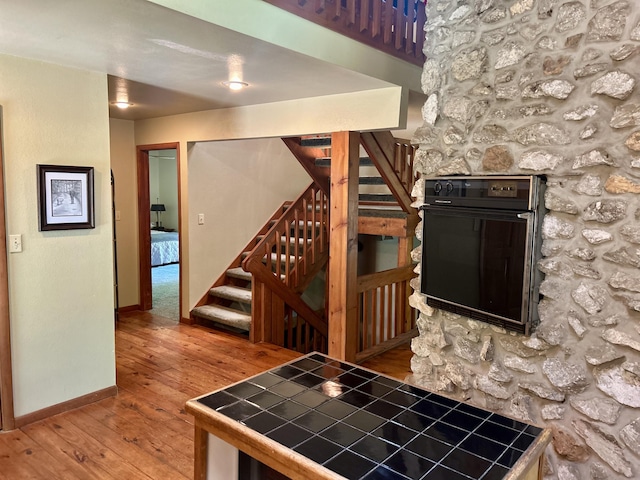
[0,0,407,121]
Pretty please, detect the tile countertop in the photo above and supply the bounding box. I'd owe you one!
[185,352,551,480]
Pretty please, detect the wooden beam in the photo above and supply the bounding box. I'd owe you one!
[327,131,360,362]
[357,212,419,236]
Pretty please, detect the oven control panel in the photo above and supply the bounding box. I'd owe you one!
[488,180,518,198]
[423,176,539,211]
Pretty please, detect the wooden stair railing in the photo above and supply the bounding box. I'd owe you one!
[360,131,417,213]
[282,137,331,196]
[262,0,427,67]
[242,183,329,352]
[190,202,292,333]
[355,264,418,363]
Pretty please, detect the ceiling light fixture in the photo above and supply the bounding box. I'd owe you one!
[223,80,249,91]
[112,101,133,109]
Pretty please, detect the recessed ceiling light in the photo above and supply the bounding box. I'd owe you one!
[222,80,249,91]
[111,101,133,109]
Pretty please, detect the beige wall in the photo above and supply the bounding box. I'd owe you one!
[188,138,310,307]
[109,118,139,309]
[2,55,115,417]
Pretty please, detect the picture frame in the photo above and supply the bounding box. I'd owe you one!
[37,164,95,231]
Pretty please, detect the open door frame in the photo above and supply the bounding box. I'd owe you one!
[0,107,15,430]
[136,142,182,318]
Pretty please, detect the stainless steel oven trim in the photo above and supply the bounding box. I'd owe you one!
[422,207,536,330]
[420,175,546,335]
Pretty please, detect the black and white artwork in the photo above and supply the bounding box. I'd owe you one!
[37,165,95,231]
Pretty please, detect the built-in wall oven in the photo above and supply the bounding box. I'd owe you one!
[420,175,546,334]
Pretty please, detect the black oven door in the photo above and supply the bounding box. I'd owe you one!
[421,205,534,330]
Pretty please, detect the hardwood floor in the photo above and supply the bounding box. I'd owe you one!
[0,311,413,480]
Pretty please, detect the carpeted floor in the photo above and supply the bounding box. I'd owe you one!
[150,263,179,320]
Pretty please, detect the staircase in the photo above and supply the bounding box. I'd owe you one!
[191,130,418,357]
[284,130,419,237]
[191,185,329,349]
[190,203,290,333]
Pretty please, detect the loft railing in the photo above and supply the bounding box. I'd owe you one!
[262,0,426,66]
[355,265,418,362]
[243,183,329,353]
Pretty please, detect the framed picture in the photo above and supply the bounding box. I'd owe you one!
[37,164,95,231]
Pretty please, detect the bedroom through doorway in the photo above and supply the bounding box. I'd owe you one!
[148,148,179,321]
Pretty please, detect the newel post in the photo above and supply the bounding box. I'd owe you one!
[327,131,359,362]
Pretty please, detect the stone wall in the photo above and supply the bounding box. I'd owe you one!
[408,1,640,478]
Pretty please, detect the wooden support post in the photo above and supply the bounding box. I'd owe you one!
[398,236,415,332]
[328,131,360,362]
[397,236,413,268]
[194,423,208,480]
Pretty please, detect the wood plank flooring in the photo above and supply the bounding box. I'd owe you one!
[0,311,413,480]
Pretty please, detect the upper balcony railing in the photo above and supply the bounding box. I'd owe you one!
[262,0,427,67]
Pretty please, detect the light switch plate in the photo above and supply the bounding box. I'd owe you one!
[9,234,22,253]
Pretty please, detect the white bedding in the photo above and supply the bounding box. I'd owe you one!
[151,231,179,266]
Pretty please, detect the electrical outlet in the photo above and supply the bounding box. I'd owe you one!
[9,234,22,253]
[198,213,205,225]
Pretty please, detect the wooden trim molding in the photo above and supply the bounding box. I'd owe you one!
[136,147,152,311]
[136,142,180,313]
[0,106,15,430]
[14,385,117,429]
[118,304,141,314]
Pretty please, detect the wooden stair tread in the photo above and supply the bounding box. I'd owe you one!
[209,285,252,303]
[191,304,251,331]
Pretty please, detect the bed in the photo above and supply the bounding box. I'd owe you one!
[151,230,179,266]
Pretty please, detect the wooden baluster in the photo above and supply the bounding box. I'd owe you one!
[296,315,303,352]
[332,0,341,19]
[371,0,382,38]
[383,0,394,45]
[307,195,313,272]
[385,284,393,343]
[360,291,368,351]
[251,280,265,344]
[415,0,426,62]
[399,143,408,189]
[370,287,377,345]
[405,1,415,54]
[359,0,370,32]
[275,232,282,282]
[315,0,326,13]
[394,0,406,50]
[346,0,356,25]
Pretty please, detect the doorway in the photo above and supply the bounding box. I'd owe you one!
[136,143,182,321]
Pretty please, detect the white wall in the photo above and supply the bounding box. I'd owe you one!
[1,55,115,417]
[188,138,310,307]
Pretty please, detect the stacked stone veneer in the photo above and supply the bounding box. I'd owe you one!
[408,0,640,478]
